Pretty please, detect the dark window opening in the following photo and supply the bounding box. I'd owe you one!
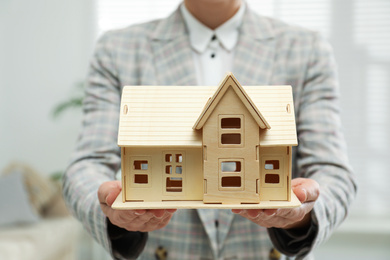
[165,154,172,162]
[176,154,183,163]
[134,160,148,170]
[221,133,241,144]
[221,118,241,129]
[221,176,241,187]
[265,174,280,184]
[134,174,148,184]
[265,160,280,170]
[166,177,182,192]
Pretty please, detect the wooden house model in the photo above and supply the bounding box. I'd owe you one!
[113,73,300,209]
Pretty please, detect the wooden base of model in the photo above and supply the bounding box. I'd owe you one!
[112,191,301,209]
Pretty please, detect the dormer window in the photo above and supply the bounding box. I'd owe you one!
[219,115,244,147]
[221,118,241,128]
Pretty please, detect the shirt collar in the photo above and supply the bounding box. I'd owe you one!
[180,2,245,53]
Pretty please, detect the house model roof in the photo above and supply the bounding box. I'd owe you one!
[118,73,297,147]
[193,73,271,130]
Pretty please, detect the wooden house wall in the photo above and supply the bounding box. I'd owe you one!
[259,146,291,201]
[202,87,261,204]
[122,147,203,202]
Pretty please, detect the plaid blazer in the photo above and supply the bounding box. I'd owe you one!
[63,5,357,260]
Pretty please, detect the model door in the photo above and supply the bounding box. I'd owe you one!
[163,151,185,195]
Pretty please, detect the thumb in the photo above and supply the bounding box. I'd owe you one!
[294,187,307,203]
[292,178,320,203]
[98,181,122,206]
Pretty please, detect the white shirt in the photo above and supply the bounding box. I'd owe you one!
[180,3,246,86]
[180,2,246,237]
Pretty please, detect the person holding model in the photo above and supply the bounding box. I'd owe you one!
[63,0,357,259]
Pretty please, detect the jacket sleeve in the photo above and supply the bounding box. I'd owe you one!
[62,31,146,259]
[268,33,357,258]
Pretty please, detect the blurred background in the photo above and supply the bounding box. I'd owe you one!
[0,0,389,259]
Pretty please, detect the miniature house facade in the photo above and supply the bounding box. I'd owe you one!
[117,73,297,205]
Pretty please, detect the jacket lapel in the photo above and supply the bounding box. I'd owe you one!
[149,6,276,86]
[150,7,197,86]
[233,9,276,86]
[217,209,235,251]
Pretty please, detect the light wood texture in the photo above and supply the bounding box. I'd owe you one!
[113,191,301,209]
[117,73,298,207]
[259,146,292,201]
[117,77,297,148]
[193,73,270,130]
[202,86,261,203]
[122,147,203,202]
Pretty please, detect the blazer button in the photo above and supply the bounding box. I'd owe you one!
[269,248,281,260]
[155,246,168,260]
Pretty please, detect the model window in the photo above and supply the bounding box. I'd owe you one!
[134,174,148,184]
[164,152,184,193]
[265,160,279,170]
[221,133,241,144]
[175,166,182,174]
[131,158,151,186]
[221,176,241,187]
[219,159,243,190]
[265,174,280,184]
[221,118,241,128]
[176,154,183,163]
[165,154,172,162]
[166,177,183,192]
[133,160,148,170]
[219,115,244,147]
[221,161,241,172]
[263,159,281,185]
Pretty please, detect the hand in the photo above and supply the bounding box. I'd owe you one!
[98,181,177,232]
[232,178,320,230]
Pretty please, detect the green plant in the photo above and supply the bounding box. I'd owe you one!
[50,82,84,178]
[51,82,84,119]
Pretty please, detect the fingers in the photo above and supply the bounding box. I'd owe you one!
[232,208,302,228]
[231,178,320,229]
[134,210,147,216]
[133,209,177,218]
[152,209,167,219]
[115,209,176,232]
[97,181,123,223]
[232,209,275,221]
[98,181,177,232]
[263,209,277,216]
[246,209,265,218]
[103,205,176,232]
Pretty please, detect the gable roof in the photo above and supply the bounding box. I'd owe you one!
[193,73,270,130]
[118,77,297,147]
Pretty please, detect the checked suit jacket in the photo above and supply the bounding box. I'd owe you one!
[63,4,356,260]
